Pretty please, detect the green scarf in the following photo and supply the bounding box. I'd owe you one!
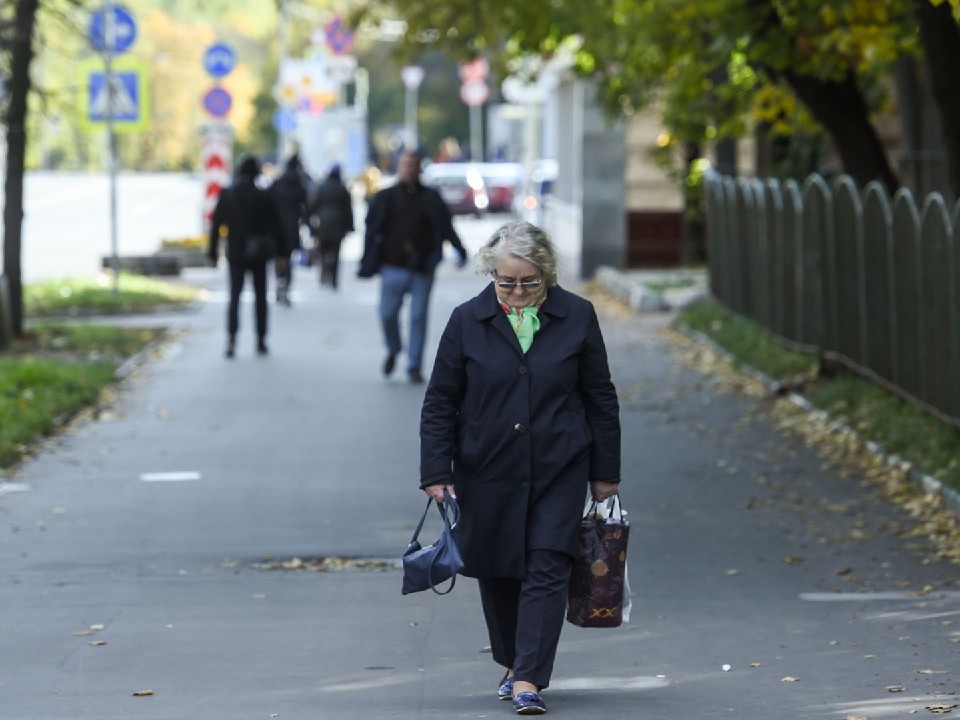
[506,306,540,353]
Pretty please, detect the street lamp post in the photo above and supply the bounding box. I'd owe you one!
[401,65,424,152]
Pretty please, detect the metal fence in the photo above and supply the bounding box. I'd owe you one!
[704,170,960,427]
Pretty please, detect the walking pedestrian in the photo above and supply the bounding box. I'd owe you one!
[269,154,308,306]
[359,150,468,383]
[419,220,622,715]
[305,164,354,290]
[207,155,281,358]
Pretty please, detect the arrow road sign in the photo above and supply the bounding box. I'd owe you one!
[203,42,236,79]
[88,6,137,55]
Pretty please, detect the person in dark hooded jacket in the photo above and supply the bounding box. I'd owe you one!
[269,154,308,305]
[207,155,281,357]
[419,220,621,715]
[305,164,354,289]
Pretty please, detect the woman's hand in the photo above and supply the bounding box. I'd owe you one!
[590,480,619,502]
[424,484,456,502]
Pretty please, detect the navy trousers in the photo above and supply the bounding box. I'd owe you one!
[477,549,574,690]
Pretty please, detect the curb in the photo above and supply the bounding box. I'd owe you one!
[594,266,708,312]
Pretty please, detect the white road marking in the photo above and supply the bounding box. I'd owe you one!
[140,471,201,482]
[801,591,960,602]
[0,482,33,496]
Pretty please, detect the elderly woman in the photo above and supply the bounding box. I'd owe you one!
[419,220,621,715]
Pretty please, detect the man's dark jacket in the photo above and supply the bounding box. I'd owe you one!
[420,283,621,579]
[358,181,466,277]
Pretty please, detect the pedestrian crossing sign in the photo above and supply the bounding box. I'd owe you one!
[78,58,150,133]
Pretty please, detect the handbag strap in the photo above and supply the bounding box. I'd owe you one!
[429,488,460,595]
[408,497,433,545]
[408,488,460,543]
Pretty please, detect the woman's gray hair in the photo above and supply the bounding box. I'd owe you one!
[476,220,559,286]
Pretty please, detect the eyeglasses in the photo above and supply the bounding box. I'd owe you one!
[494,276,543,290]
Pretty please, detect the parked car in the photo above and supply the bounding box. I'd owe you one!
[513,159,558,224]
[422,162,489,217]
[478,162,523,213]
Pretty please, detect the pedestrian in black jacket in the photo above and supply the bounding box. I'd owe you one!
[207,155,281,358]
[305,164,354,289]
[419,220,621,714]
[269,154,308,306]
[358,150,468,383]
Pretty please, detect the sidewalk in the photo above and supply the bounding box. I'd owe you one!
[0,252,958,719]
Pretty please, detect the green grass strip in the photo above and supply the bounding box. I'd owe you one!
[25,274,197,317]
[678,299,960,492]
[0,357,115,467]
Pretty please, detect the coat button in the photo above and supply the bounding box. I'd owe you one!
[514,423,527,434]
[518,366,528,375]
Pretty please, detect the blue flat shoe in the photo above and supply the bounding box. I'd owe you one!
[498,673,515,700]
[514,691,547,715]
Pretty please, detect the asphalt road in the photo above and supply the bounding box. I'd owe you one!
[1,213,958,719]
[10,172,205,282]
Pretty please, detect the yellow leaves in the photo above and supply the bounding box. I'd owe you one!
[926,705,959,714]
[131,689,155,697]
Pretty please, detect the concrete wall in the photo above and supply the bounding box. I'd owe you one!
[544,79,626,279]
[580,84,626,278]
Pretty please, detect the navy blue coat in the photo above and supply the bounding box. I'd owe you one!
[420,283,621,579]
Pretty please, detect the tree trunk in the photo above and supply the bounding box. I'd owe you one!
[682,141,705,264]
[3,0,40,338]
[782,68,900,193]
[915,0,960,202]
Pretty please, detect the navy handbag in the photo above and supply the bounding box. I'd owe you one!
[401,490,464,595]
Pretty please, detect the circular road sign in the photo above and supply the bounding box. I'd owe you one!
[460,80,489,107]
[88,6,137,55]
[202,87,233,118]
[203,42,237,79]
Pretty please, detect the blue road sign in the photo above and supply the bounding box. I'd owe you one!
[203,87,233,118]
[203,42,236,79]
[88,70,140,122]
[88,6,137,55]
[273,108,297,133]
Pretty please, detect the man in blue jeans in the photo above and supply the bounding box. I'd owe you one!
[359,151,468,383]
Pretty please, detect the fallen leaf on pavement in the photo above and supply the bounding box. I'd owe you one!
[887,685,905,692]
[131,689,154,697]
[88,640,107,646]
[781,676,800,682]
